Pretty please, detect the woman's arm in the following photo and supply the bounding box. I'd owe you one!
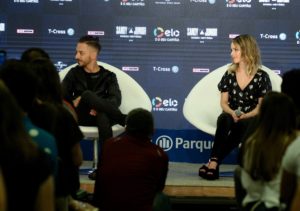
[220,92,239,122]
[71,142,83,167]
[34,175,55,211]
[239,97,263,120]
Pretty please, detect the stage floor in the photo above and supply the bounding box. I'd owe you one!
[79,161,238,210]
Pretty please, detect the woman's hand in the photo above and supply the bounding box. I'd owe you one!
[231,111,241,122]
[239,112,248,120]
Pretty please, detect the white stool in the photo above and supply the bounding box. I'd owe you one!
[79,126,100,169]
[79,125,125,169]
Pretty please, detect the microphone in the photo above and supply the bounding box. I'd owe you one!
[235,107,242,117]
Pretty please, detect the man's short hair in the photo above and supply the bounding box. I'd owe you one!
[125,108,154,137]
[78,35,101,54]
[21,47,50,63]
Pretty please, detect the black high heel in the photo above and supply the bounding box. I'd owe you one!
[205,158,219,180]
[198,165,209,178]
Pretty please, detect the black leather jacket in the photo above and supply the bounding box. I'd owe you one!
[62,65,122,107]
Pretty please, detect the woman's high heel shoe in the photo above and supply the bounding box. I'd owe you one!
[198,165,209,178]
[205,158,219,180]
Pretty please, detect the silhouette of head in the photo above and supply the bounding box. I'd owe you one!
[125,108,154,138]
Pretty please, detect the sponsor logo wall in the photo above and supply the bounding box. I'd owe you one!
[1,0,299,163]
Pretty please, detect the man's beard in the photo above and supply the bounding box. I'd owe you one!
[77,60,85,67]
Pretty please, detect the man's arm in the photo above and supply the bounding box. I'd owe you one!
[61,69,75,101]
[156,149,169,192]
[105,73,122,107]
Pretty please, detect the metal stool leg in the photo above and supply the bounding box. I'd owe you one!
[92,138,98,169]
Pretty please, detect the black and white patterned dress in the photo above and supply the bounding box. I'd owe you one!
[218,69,272,113]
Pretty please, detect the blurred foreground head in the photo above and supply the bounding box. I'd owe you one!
[125,108,154,138]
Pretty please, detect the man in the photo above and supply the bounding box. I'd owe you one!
[61,35,126,180]
[93,108,170,211]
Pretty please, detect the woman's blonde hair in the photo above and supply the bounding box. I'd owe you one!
[228,34,261,75]
[243,92,297,181]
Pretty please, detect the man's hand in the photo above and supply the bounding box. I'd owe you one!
[73,96,81,108]
[90,109,97,116]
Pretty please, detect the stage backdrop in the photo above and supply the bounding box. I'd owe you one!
[1,0,300,163]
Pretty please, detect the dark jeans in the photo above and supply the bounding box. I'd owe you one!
[210,112,254,163]
[76,90,125,159]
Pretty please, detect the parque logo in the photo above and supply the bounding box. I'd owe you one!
[155,135,213,152]
[155,135,173,151]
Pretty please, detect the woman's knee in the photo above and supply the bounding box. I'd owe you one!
[217,112,233,125]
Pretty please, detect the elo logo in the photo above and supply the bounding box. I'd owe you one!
[156,135,173,151]
[153,27,164,38]
[152,97,162,108]
[153,27,180,38]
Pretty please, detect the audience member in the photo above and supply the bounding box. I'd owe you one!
[234,69,300,210]
[0,168,7,211]
[199,34,272,180]
[61,35,126,180]
[26,57,84,210]
[93,108,170,211]
[239,91,297,210]
[21,47,78,122]
[21,47,50,62]
[20,48,57,131]
[280,68,300,127]
[0,59,58,175]
[0,80,55,211]
[280,68,300,211]
[0,50,7,66]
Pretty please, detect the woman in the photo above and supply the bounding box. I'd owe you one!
[240,91,297,210]
[0,80,55,211]
[199,34,272,180]
[279,68,300,211]
[26,57,83,210]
